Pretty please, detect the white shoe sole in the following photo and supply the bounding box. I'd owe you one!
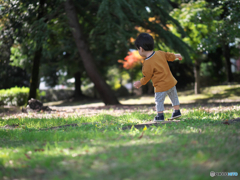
[153,120,164,122]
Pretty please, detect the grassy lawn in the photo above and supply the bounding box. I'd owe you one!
[0,85,240,180]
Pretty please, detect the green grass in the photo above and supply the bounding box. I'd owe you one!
[1,107,240,180]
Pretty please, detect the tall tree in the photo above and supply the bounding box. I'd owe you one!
[28,0,45,100]
[0,0,19,88]
[170,0,221,94]
[28,0,65,99]
[2,0,194,105]
[38,19,88,99]
[0,0,65,98]
[206,0,240,82]
[64,0,193,104]
[64,0,120,105]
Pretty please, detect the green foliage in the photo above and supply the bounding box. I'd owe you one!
[10,45,30,70]
[0,87,44,106]
[0,87,29,106]
[1,0,197,100]
[170,0,222,55]
[208,0,240,45]
[91,0,192,62]
[1,0,68,88]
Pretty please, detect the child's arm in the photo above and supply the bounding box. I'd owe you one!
[175,54,182,60]
[134,62,153,89]
[165,52,182,61]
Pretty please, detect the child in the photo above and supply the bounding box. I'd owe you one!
[133,33,182,121]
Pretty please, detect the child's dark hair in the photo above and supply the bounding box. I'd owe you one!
[135,33,154,51]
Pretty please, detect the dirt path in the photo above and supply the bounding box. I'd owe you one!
[1,101,240,120]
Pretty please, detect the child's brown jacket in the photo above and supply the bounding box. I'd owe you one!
[140,50,177,92]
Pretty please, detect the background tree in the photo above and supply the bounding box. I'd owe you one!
[38,18,88,99]
[64,0,121,105]
[0,0,65,98]
[0,0,30,89]
[205,0,240,82]
[64,0,194,104]
[170,0,221,94]
[2,0,195,105]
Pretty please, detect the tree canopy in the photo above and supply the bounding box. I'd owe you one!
[1,0,239,104]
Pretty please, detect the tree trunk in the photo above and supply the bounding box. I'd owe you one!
[194,59,201,94]
[1,36,14,89]
[223,44,233,82]
[28,47,42,100]
[28,0,45,100]
[64,0,120,105]
[74,71,83,98]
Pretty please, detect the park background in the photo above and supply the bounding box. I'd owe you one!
[0,0,240,106]
[0,0,240,180]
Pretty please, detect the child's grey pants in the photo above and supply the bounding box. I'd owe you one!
[155,86,180,112]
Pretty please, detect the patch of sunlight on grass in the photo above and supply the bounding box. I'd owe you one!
[180,126,202,134]
[120,96,155,105]
[41,85,240,108]
[166,94,209,104]
[44,101,105,108]
[119,94,211,105]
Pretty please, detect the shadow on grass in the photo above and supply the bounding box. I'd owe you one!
[1,125,239,180]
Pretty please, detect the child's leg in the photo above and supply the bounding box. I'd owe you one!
[167,86,181,119]
[155,91,167,113]
[166,86,180,109]
[154,91,167,121]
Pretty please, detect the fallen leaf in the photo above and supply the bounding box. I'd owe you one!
[138,132,144,139]
[25,153,31,159]
[34,149,44,152]
[34,168,45,174]
[190,140,197,145]
[72,153,81,157]
[223,122,230,125]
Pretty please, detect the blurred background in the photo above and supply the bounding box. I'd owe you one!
[0,0,240,106]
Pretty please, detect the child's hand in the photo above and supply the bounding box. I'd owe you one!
[175,54,182,60]
[134,81,142,89]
